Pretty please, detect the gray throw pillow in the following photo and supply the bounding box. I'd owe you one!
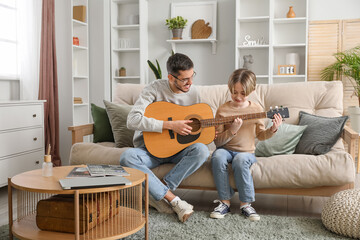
[255,123,307,157]
[103,100,134,148]
[295,111,348,155]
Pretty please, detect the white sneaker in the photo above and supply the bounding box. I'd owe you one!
[147,194,174,214]
[171,200,194,222]
[241,204,260,221]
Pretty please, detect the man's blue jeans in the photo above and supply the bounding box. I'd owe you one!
[120,143,209,201]
[211,148,257,203]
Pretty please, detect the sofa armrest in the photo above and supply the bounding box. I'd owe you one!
[341,125,358,161]
[68,123,94,145]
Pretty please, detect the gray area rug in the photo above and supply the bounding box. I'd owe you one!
[0,209,350,240]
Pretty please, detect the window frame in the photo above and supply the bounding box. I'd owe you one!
[0,1,19,81]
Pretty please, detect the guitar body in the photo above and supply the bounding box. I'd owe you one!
[143,102,215,158]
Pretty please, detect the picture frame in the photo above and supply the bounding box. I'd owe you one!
[278,65,296,75]
[170,1,217,40]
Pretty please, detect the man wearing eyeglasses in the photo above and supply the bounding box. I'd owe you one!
[120,53,209,223]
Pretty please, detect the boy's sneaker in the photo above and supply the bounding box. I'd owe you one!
[210,200,230,219]
[241,204,260,221]
[171,199,194,222]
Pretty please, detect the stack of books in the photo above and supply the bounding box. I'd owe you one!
[73,97,83,104]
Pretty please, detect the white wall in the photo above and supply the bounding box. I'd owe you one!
[309,0,360,21]
[148,0,235,85]
[55,0,73,166]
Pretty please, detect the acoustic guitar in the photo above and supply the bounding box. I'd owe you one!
[143,102,289,158]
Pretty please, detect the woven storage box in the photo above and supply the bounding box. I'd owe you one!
[321,189,360,238]
[36,193,120,234]
[73,5,86,22]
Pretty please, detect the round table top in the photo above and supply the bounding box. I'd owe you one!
[10,165,145,194]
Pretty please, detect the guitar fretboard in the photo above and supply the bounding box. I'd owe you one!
[201,112,267,128]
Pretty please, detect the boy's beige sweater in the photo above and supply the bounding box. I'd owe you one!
[214,101,275,153]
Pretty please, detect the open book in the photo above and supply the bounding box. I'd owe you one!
[87,165,130,177]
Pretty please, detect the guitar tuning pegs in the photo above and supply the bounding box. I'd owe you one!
[269,106,273,112]
[280,105,284,110]
[275,106,279,111]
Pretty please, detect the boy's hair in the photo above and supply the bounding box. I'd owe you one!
[166,53,194,75]
[228,69,256,96]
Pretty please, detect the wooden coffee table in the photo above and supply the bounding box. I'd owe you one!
[8,165,149,240]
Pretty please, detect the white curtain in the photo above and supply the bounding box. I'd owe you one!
[18,0,42,100]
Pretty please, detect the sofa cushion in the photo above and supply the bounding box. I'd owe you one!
[91,103,115,143]
[295,111,348,155]
[255,123,307,157]
[103,100,135,148]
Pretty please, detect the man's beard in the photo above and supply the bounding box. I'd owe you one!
[174,81,190,93]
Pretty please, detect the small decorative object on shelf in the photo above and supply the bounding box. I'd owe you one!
[243,35,257,46]
[191,19,212,39]
[165,16,188,40]
[119,67,126,76]
[286,53,300,74]
[243,55,253,70]
[74,97,83,104]
[286,6,296,18]
[73,37,79,46]
[73,5,86,22]
[278,65,296,75]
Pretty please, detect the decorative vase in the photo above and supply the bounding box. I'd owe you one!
[172,28,183,40]
[286,6,296,18]
[286,53,300,74]
[119,68,126,76]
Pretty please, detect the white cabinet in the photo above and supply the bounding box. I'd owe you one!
[0,101,45,187]
[235,0,308,84]
[72,0,90,126]
[110,0,148,99]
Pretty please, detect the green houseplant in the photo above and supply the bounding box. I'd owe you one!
[321,45,360,131]
[147,59,162,79]
[165,16,188,40]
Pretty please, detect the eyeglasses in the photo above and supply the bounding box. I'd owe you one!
[171,72,196,84]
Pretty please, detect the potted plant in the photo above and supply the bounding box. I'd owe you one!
[165,16,188,40]
[147,59,162,79]
[321,45,360,131]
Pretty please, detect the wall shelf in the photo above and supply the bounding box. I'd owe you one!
[167,39,217,54]
[114,76,140,79]
[113,24,140,30]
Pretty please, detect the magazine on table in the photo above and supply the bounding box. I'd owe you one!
[66,167,91,178]
[86,164,130,177]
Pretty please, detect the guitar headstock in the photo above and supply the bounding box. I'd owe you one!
[266,106,289,119]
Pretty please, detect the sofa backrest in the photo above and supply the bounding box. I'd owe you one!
[113,81,344,125]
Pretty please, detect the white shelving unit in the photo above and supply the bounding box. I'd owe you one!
[71,0,90,126]
[235,0,308,84]
[110,0,148,99]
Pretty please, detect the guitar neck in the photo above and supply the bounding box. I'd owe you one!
[201,112,267,128]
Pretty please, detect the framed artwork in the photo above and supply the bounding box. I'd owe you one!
[170,1,217,40]
[278,65,296,75]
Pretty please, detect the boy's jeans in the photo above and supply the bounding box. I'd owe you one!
[211,148,257,203]
[120,143,209,201]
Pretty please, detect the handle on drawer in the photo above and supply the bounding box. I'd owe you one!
[33,137,38,141]
[33,114,37,118]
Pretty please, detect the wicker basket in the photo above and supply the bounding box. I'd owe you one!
[321,189,360,238]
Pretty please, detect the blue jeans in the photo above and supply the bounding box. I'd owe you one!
[211,148,257,203]
[120,143,209,201]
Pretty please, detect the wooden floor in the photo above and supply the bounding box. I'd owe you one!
[1,172,359,227]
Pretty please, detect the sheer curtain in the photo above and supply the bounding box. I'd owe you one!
[18,0,42,100]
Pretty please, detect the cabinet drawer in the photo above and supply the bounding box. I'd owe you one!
[0,128,43,158]
[0,104,43,131]
[0,150,42,187]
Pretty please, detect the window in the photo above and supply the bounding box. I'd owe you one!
[0,0,18,80]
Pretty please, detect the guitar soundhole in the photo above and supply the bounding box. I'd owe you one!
[188,118,201,133]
